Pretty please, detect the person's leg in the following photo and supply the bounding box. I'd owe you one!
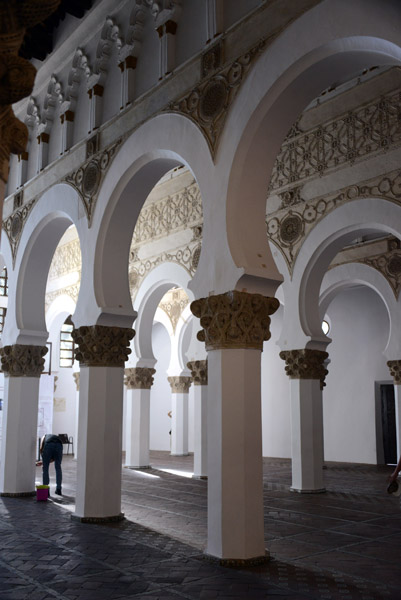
[42,445,51,486]
[54,444,63,493]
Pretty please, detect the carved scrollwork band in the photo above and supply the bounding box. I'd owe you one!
[190,291,279,351]
[72,325,135,367]
[124,367,156,390]
[168,376,192,394]
[0,344,48,377]
[187,360,208,386]
[279,349,329,390]
[387,360,401,385]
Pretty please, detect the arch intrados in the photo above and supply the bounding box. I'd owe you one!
[225,25,401,280]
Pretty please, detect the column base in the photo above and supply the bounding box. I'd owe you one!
[290,487,326,494]
[71,512,125,524]
[203,551,270,568]
[192,475,208,480]
[0,491,36,497]
[124,465,151,470]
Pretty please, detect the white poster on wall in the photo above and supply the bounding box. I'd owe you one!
[37,375,54,450]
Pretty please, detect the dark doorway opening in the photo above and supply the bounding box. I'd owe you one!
[381,384,397,464]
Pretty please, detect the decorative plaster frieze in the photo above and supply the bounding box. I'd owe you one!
[387,360,401,385]
[269,89,401,192]
[165,38,267,156]
[124,367,155,389]
[279,349,329,390]
[0,344,48,378]
[3,197,36,265]
[159,287,189,332]
[358,249,401,299]
[131,182,202,246]
[48,238,81,280]
[72,325,135,367]
[64,137,123,224]
[267,169,401,274]
[73,372,80,391]
[168,375,192,394]
[191,291,279,351]
[45,283,80,312]
[187,360,207,386]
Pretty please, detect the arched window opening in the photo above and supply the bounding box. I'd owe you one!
[59,315,75,368]
[321,320,330,335]
[0,267,8,297]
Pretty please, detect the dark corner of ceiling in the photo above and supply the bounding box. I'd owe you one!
[19,0,94,62]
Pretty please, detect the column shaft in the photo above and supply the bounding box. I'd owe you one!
[290,378,325,492]
[0,377,40,494]
[207,348,265,560]
[193,384,208,478]
[394,385,401,458]
[171,392,189,456]
[125,388,151,468]
[75,366,124,520]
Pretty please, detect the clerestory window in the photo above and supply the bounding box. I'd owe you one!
[60,316,75,368]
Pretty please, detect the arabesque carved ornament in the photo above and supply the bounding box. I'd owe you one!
[191,291,279,351]
[358,248,401,299]
[72,325,135,367]
[187,360,207,386]
[0,344,48,377]
[64,138,122,224]
[167,375,192,394]
[267,169,401,274]
[279,349,329,390]
[3,198,37,265]
[387,360,401,385]
[124,367,156,389]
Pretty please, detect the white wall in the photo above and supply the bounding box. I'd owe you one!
[51,366,77,444]
[323,286,390,464]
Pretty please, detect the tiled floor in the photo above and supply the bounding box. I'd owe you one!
[0,453,399,599]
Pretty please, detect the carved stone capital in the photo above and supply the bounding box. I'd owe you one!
[190,291,279,351]
[168,376,192,394]
[0,344,48,377]
[387,360,401,385]
[73,372,80,391]
[124,367,156,389]
[72,325,135,367]
[279,349,329,390]
[187,360,208,386]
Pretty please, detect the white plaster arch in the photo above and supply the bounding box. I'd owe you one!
[214,0,401,294]
[46,294,76,334]
[74,112,214,329]
[3,183,86,347]
[320,262,401,360]
[132,261,193,368]
[279,197,401,351]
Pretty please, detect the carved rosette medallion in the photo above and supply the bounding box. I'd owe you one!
[168,376,192,394]
[190,291,279,351]
[279,349,329,390]
[72,325,135,367]
[387,360,401,385]
[187,360,208,386]
[73,372,80,391]
[124,367,156,389]
[64,138,122,224]
[3,198,36,264]
[166,39,266,155]
[0,344,48,377]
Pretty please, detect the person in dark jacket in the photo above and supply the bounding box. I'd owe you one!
[40,434,63,495]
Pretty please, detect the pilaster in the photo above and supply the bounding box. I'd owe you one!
[168,375,192,456]
[187,360,208,479]
[191,290,279,564]
[280,349,328,493]
[124,367,155,469]
[72,325,135,522]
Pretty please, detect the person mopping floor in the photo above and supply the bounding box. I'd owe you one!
[40,434,63,496]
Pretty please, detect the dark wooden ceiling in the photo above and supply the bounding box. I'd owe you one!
[20,0,94,61]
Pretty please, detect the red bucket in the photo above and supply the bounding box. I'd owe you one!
[36,485,49,501]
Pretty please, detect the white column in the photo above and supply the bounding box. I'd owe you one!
[387,361,401,457]
[88,84,103,133]
[119,56,137,108]
[60,110,74,154]
[280,348,328,493]
[191,291,279,564]
[36,131,49,172]
[73,372,80,460]
[206,0,224,41]
[124,367,155,468]
[0,344,47,495]
[187,360,208,479]
[168,376,191,456]
[72,324,134,521]
[16,152,28,187]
